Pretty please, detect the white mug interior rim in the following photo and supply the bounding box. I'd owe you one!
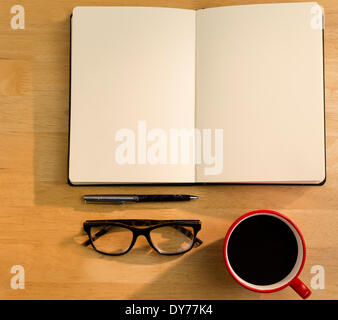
[225,212,304,291]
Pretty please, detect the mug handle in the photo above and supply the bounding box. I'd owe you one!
[290,278,311,299]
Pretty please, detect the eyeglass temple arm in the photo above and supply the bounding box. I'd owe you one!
[82,226,111,246]
[172,225,203,247]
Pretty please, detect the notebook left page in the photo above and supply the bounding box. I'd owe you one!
[69,7,196,184]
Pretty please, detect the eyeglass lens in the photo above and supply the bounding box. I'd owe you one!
[89,224,195,254]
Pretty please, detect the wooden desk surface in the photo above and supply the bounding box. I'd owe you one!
[0,0,337,300]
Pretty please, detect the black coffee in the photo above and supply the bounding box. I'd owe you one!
[227,215,298,286]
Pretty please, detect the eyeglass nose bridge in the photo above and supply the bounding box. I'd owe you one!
[133,229,151,241]
[131,230,153,249]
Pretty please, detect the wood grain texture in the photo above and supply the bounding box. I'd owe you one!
[0,0,337,299]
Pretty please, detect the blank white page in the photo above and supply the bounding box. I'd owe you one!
[69,7,196,184]
[196,3,325,183]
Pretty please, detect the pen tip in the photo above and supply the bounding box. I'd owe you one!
[190,195,199,200]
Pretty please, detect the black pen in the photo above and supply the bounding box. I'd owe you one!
[83,194,199,204]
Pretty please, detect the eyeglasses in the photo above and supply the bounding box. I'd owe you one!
[83,219,202,255]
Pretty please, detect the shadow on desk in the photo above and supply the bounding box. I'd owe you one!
[69,233,250,298]
[128,238,257,299]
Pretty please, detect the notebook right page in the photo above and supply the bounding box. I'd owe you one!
[195,2,325,184]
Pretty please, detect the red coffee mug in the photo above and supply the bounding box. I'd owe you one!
[223,210,311,299]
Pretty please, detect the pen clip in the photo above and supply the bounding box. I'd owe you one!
[111,200,126,205]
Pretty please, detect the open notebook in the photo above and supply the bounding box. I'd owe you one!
[69,3,325,185]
